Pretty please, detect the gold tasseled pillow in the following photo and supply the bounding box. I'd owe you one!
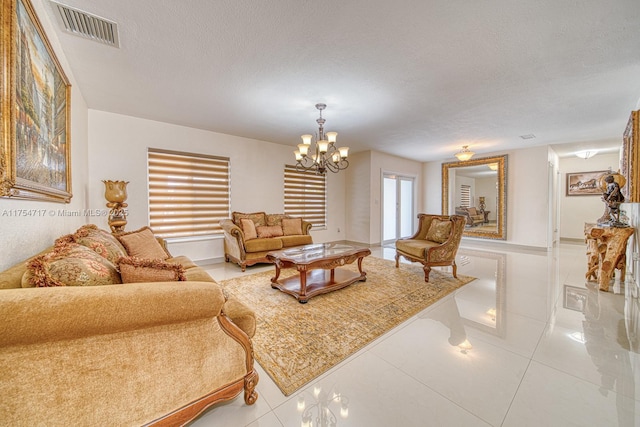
[118,256,186,283]
[116,226,170,260]
[232,211,267,227]
[425,218,452,244]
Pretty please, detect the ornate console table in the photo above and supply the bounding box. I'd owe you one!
[585,224,634,292]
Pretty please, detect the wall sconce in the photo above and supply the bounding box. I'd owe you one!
[103,180,128,234]
[454,145,475,161]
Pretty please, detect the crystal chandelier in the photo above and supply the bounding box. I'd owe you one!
[294,103,349,175]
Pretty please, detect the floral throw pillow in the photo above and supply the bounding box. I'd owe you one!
[425,218,452,244]
[56,224,128,265]
[26,242,122,287]
[256,225,284,239]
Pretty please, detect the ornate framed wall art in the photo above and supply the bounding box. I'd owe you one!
[1,0,72,202]
[565,170,607,196]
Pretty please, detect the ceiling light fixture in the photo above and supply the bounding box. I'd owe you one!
[454,145,475,161]
[575,150,597,159]
[488,163,498,171]
[294,103,349,175]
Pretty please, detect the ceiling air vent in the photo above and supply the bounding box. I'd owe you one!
[50,1,119,48]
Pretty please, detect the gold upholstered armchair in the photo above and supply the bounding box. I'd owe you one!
[395,214,466,282]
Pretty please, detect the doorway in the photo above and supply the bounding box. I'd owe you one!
[382,173,415,245]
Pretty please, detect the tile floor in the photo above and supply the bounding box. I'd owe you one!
[191,242,640,427]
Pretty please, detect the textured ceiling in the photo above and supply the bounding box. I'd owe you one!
[43,0,640,161]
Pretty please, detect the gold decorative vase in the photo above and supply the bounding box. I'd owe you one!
[103,180,129,233]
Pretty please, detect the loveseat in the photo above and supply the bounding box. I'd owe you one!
[455,206,485,226]
[221,211,313,271]
[0,224,258,426]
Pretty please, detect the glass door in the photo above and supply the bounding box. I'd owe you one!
[382,173,415,245]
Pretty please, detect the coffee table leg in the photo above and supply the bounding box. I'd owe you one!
[358,256,367,281]
[298,267,308,303]
[271,264,281,288]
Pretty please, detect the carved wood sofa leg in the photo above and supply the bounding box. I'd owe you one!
[452,262,457,278]
[423,266,431,282]
[244,369,259,405]
[395,253,400,268]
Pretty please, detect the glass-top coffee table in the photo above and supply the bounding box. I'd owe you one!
[266,243,371,303]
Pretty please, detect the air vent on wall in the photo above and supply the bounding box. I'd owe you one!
[50,1,119,48]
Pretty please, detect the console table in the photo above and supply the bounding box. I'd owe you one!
[584,224,634,292]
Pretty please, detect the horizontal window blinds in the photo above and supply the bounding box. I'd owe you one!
[460,184,471,208]
[148,148,230,238]
[284,165,326,228]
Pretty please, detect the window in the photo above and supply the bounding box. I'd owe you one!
[284,165,326,228]
[460,184,471,208]
[147,148,230,238]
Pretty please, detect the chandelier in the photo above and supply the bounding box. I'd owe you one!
[294,103,349,175]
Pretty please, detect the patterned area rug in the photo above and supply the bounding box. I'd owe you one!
[219,256,475,396]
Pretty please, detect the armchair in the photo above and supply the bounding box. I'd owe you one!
[395,214,465,282]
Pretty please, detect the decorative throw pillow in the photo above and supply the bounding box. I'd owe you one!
[116,227,170,260]
[256,225,284,239]
[26,242,122,287]
[240,219,258,240]
[282,218,303,235]
[266,214,289,226]
[57,224,128,265]
[426,218,452,244]
[118,256,186,283]
[232,211,267,227]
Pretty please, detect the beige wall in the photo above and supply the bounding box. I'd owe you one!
[87,111,346,262]
[559,150,621,240]
[0,0,90,271]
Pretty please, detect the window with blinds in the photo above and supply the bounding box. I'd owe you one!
[460,184,471,208]
[284,165,326,228]
[147,149,230,238]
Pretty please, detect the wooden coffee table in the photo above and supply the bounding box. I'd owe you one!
[266,243,371,303]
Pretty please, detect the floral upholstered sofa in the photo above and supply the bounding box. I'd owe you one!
[0,224,258,426]
[220,211,313,271]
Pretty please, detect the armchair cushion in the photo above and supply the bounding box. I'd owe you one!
[245,238,283,252]
[395,239,441,259]
[426,218,452,243]
[116,227,170,260]
[240,219,258,240]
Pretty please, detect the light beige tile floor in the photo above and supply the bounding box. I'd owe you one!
[190,242,640,427]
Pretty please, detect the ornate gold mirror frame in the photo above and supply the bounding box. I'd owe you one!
[442,155,507,240]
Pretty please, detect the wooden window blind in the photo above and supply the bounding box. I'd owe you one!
[460,184,471,208]
[284,165,326,228]
[147,148,230,238]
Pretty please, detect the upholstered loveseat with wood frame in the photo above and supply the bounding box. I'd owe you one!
[0,224,258,426]
[221,212,313,271]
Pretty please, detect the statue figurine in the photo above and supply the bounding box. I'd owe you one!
[601,174,626,226]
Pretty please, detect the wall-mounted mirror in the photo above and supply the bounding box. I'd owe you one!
[442,155,507,240]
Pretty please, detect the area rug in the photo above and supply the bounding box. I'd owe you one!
[219,257,475,396]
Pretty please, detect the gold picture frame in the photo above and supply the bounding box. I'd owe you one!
[1,0,72,202]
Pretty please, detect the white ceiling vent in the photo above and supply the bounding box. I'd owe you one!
[50,1,119,48]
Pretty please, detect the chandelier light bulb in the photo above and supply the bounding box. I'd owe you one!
[294,150,302,161]
[298,144,309,156]
[338,147,349,158]
[326,131,338,143]
[301,134,313,145]
[318,140,329,153]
